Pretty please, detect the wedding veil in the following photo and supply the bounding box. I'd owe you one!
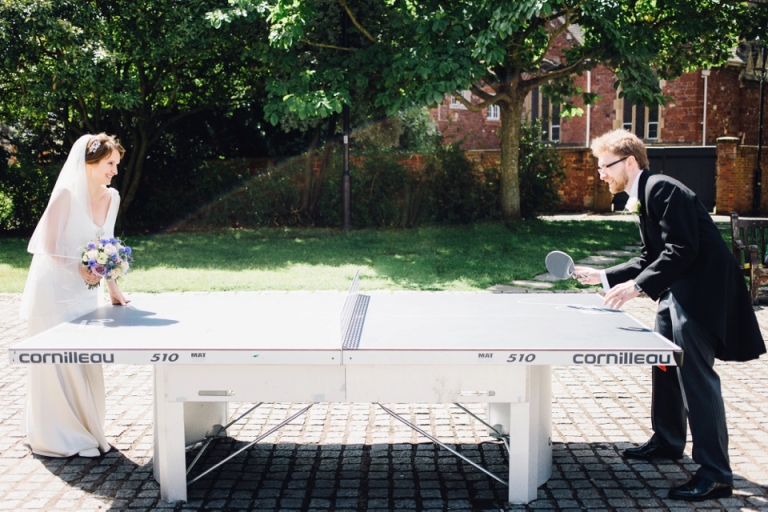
[26,134,95,259]
[20,134,105,325]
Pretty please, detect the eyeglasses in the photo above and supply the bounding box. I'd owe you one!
[597,156,629,172]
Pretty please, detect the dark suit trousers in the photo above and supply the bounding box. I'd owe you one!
[651,291,732,484]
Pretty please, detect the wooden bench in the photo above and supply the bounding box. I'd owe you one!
[731,212,768,304]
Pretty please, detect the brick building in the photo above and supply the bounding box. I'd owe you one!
[428,26,768,214]
[431,46,765,150]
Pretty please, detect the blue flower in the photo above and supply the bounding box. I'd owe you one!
[87,242,96,250]
[124,247,132,255]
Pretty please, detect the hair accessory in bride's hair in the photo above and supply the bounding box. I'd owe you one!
[88,140,101,154]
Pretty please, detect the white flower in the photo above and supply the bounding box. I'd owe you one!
[104,243,116,255]
[96,253,109,264]
[625,197,642,215]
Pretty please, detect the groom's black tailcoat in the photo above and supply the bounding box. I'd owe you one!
[605,172,765,362]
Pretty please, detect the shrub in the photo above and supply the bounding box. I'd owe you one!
[517,122,566,217]
[1,119,566,231]
[0,159,59,232]
[313,152,409,228]
[418,144,500,225]
[177,160,304,229]
[0,191,13,229]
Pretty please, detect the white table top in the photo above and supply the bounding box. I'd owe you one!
[10,291,680,366]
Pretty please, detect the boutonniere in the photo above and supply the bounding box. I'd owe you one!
[625,197,642,216]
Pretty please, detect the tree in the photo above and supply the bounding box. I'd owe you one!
[211,0,756,220]
[210,0,404,221]
[0,0,267,226]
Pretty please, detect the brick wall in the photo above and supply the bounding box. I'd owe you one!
[737,79,768,146]
[706,67,742,144]
[662,73,703,144]
[586,65,620,140]
[464,148,614,213]
[304,147,616,213]
[295,140,768,215]
[430,98,502,150]
[716,137,768,214]
[556,148,612,211]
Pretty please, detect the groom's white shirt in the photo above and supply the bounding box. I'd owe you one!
[600,170,644,291]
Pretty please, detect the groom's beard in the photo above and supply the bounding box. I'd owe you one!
[608,168,629,195]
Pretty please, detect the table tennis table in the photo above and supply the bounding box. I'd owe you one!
[9,272,681,504]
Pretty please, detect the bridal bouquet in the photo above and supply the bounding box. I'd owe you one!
[80,237,133,289]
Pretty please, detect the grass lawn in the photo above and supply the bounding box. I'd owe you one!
[1,220,654,293]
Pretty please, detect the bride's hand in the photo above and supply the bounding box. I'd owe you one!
[79,264,101,286]
[107,280,130,306]
[110,290,130,306]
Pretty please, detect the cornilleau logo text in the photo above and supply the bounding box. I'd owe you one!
[573,352,672,365]
[18,352,115,364]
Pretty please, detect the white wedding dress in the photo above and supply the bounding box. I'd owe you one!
[20,138,120,458]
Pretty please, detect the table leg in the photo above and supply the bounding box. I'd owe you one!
[505,366,552,504]
[153,366,188,503]
[533,366,553,486]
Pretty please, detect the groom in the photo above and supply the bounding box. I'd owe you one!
[574,129,765,501]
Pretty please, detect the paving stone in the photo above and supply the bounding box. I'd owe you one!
[485,285,531,293]
[595,250,638,257]
[509,280,555,289]
[577,255,620,265]
[533,272,561,282]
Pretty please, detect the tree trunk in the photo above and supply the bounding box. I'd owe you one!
[116,127,150,229]
[499,94,524,220]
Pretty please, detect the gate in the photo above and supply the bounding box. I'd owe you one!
[613,146,716,212]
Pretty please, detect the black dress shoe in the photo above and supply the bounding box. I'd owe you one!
[622,440,683,461]
[668,476,732,501]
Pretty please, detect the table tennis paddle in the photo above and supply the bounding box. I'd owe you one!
[545,251,583,280]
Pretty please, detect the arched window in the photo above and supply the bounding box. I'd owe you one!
[529,88,560,142]
[621,96,660,140]
[487,104,500,121]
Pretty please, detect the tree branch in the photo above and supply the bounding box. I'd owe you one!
[525,58,595,91]
[454,85,511,112]
[298,39,353,51]
[471,85,495,102]
[338,0,377,43]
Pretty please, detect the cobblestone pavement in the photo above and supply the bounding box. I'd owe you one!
[2,292,768,511]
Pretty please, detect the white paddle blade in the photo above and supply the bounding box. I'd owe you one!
[545,251,575,280]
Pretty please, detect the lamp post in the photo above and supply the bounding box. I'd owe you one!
[754,42,766,216]
[341,11,351,231]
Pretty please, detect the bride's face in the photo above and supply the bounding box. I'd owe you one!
[86,149,121,187]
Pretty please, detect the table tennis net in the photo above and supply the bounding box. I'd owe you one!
[340,270,369,349]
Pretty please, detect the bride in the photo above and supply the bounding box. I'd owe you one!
[20,133,130,457]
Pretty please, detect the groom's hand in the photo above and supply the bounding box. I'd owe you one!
[603,280,640,310]
[573,266,601,285]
